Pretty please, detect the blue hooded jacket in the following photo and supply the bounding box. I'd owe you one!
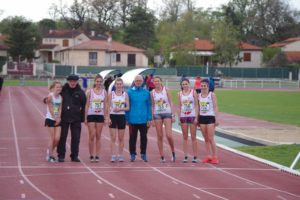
[126,86,152,124]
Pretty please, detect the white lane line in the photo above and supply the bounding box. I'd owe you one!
[246,181,255,185]
[23,89,143,200]
[21,193,26,199]
[108,193,115,199]
[172,128,300,198]
[193,194,201,199]
[19,180,24,184]
[152,168,228,200]
[97,180,103,184]
[9,88,53,200]
[172,180,178,185]
[277,195,287,200]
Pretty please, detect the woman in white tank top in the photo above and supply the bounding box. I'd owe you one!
[198,79,219,164]
[45,81,62,162]
[107,78,129,162]
[85,74,107,162]
[177,78,199,163]
[151,76,176,162]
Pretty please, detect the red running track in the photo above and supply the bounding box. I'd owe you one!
[0,86,299,200]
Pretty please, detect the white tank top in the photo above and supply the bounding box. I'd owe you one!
[180,89,196,117]
[87,88,105,115]
[110,91,126,115]
[46,93,62,120]
[198,92,215,116]
[152,87,172,114]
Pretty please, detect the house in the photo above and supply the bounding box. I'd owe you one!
[172,38,263,68]
[269,37,300,64]
[36,30,148,67]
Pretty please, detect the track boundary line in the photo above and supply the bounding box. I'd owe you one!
[8,87,53,200]
[22,88,143,200]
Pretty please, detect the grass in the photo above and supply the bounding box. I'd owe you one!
[171,90,300,127]
[235,144,300,169]
[3,79,49,86]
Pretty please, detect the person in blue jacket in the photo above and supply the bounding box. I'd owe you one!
[126,75,152,162]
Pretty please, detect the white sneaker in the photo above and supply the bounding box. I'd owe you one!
[111,155,116,162]
[183,156,188,163]
[160,156,166,163]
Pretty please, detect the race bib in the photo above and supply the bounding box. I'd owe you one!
[200,102,209,113]
[155,99,168,112]
[182,100,193,115]
[113,100,124,109]
[92,99,103,113]
[53,103,60,118]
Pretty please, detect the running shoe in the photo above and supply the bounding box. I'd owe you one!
[130,154,136,162]
[118,155,124,162]
[210,156,219,164]
[160,156,166,163]
[183,156,188,163]
[202,156,212,163]
[58,157,65,162]
[71,157,81,162]
[192,157,198,163]
[48,156,55,163]
[141,154,148,162]
[111,155,116,162]
[94,156,100,162]
[90,156,95,163]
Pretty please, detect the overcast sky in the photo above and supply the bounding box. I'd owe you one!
[0,0,300,22]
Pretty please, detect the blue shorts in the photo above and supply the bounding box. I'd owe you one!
[153,113,172,120]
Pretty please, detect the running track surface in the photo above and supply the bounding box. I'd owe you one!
[1,86,299,200]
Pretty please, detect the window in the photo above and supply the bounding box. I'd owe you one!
[63,39,69,47]
[128,54,136,66]
[89,52,97,65]
[116,53,121,62]
[243,52,251,62]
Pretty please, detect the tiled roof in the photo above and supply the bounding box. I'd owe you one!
[285,51,300,62]
[174,39,261,51]
[63,40,145,52]
[0,44,8,50]
[39,44,57,49]
[44,30,83,38]
[269,37,300,47]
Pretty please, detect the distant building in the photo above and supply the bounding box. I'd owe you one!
[36,30,148,67]
[171,38,263,68]
[269,37,300,64]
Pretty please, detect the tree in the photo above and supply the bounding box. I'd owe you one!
[212,19,240,67]
[262,47,281,65]
[123,6,156,50]
[50,0,88,29]
[3,17,38,61]
[38,19,57,36]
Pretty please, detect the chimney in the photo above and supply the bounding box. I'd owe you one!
[194,37,199,40]
[91,30,95,37]
[106,32,112,43]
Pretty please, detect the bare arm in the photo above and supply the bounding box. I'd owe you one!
[211,92,219,126]
[85,89,91,123]
[47,94,55,119]
[123,93,130,111]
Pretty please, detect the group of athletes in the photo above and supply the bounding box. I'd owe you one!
[45,74,219,164]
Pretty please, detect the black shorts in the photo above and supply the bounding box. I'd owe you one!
[198,116,216,124]
[109,114,126,129]
[87,115,104,123]
[45,118,61,127]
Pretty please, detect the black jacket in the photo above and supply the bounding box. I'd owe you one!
[61,83,86,123]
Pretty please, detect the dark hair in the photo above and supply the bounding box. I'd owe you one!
[93,74,103,88]
[201,79,209,85]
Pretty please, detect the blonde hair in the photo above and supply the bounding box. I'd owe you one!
[114,77,123,84]
[49,80,61,91]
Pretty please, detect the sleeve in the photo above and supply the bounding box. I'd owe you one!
[80,91,87,122]
[125,90,130,122]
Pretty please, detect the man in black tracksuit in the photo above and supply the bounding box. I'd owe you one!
[57,74,86,162]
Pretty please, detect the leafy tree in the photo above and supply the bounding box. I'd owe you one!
[262,47,281,65]
[2,17,38,61]
[123,6,156,50]
[38,19,57,36]
[212,19,240,67]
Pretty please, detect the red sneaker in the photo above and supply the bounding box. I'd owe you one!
[202,157,212,163]
[210,157,219,164]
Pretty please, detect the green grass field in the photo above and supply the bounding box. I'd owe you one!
[171,90,300,127]
[3,79,49,86]
[235,144,300,169]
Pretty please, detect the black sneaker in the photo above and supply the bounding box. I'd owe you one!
[90,156,95,162]
[58,158,65,162]
[71,157,81,162]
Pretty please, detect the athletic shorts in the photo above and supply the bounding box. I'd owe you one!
[198,116,216,124]
[180,117,196,124]
[45,118,61,127]
[109,114,126,129]
[87,115,104,123]
[153,113,172,120]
